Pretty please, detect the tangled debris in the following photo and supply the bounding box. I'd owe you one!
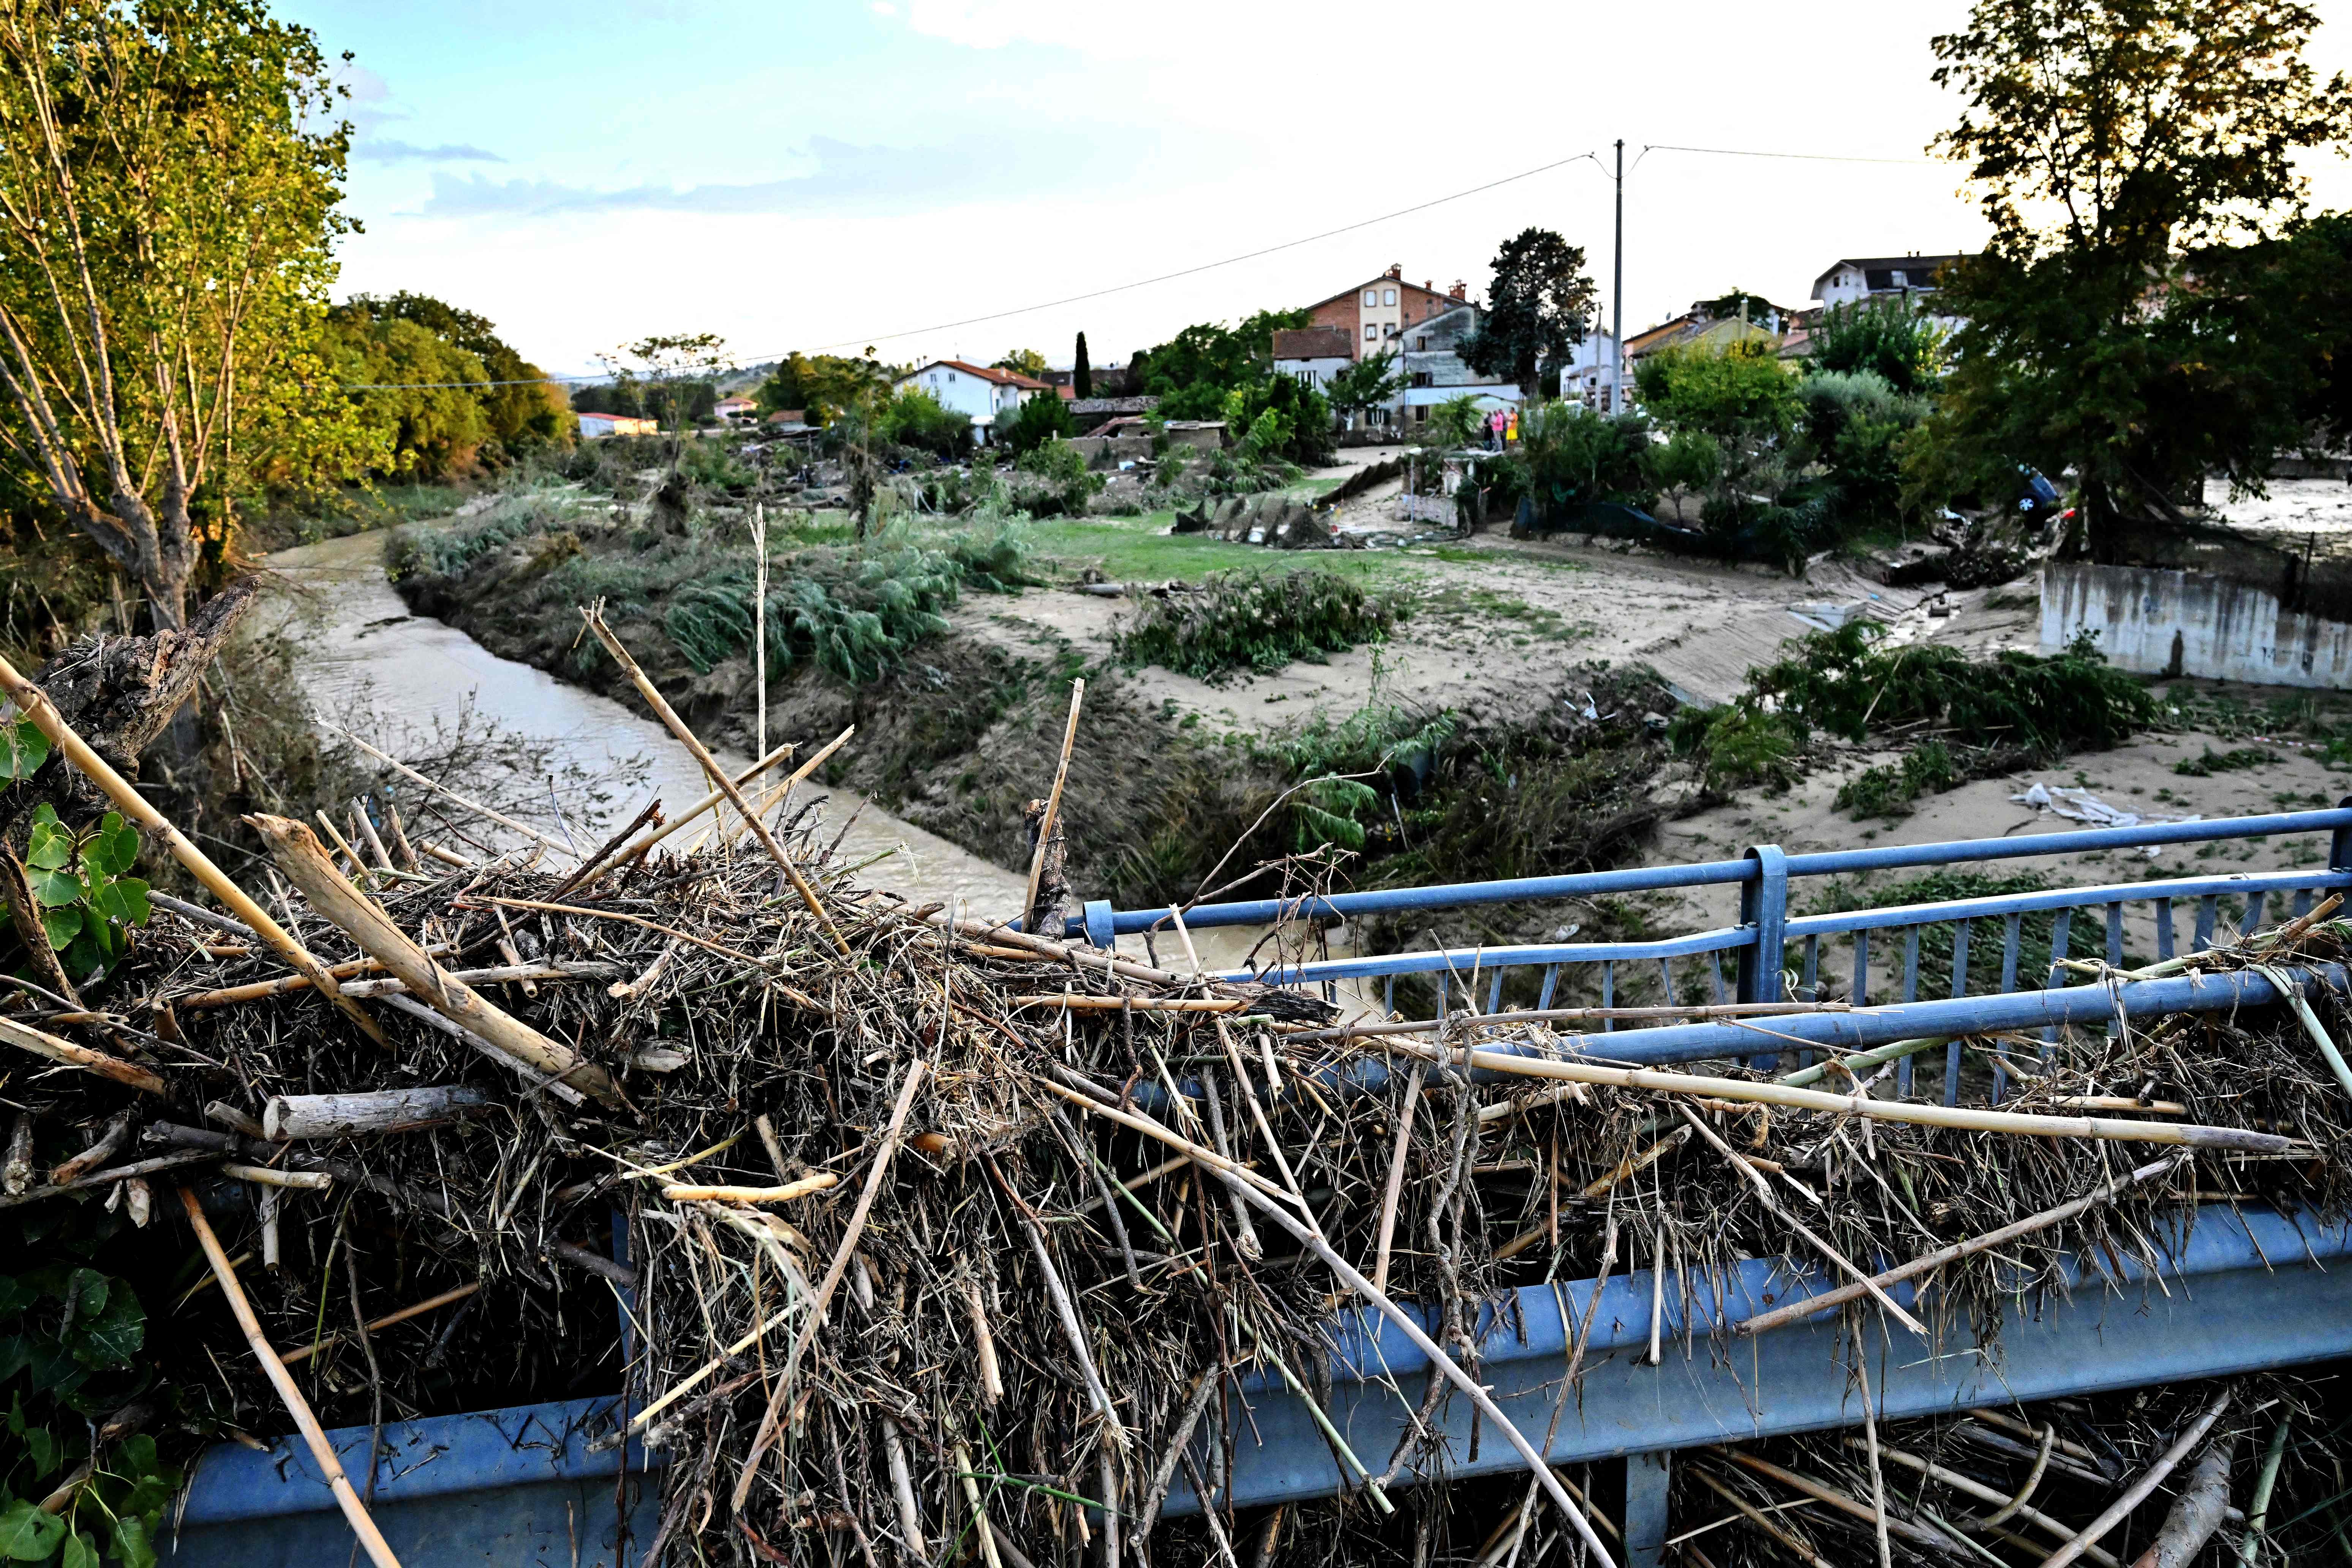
[3,617,2351,1568]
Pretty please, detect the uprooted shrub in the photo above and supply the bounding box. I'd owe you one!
[1115,569,1405,681]
[1835,738,1963,818]
[1749,622,2158,754]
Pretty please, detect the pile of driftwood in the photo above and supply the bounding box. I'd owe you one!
[2,604,2350,1568]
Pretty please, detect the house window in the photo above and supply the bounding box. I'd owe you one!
[1415,336,1427,350]
[1384,324,1397,337]
[1383,288,1397,306]
[1363,289,1377,308]
[1410,372,1432,389]
[1364,324,1377,341]
[1414,406,1428,424]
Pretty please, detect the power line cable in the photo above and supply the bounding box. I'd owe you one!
[338,139,1941,390]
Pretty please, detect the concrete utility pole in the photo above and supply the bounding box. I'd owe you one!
[1612,138,1625,411]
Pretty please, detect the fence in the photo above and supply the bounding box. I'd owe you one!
[1062,800,2352,1104]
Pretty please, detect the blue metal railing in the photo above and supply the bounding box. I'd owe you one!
[1068,800,2352,1105]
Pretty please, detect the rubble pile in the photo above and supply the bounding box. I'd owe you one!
[3,609,2350,1567]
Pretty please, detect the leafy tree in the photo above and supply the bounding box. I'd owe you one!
[339,292,569,449]
[1141,309,1310,413]
[1325,350,1404,428]
[1808,299,1943,396]
[1458,228,1598,397]
[602,333,730,474]
[876,389,972,459]
[991,348,1049,379]
[327,316,493,479]
[1416,394,1487,451]
[1696,289,1787,327]
[999,392,1075,457]
[0,0,368,627]
[1073,332,1092,399]
[1221,373,1334,467]
[1489,402,1655,525]
[755,351,888,427]
[1638,341,1806,558]
[1920,0,2352,541]
[1794,369,1930,531]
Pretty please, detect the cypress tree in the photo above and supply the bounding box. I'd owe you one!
[1073,332,1093,399]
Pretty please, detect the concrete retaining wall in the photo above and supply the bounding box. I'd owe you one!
[2041,561,2352,689]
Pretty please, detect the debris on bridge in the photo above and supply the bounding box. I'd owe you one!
[3,618,2350,1568]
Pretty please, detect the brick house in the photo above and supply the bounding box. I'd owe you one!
[1302,266,1472,359]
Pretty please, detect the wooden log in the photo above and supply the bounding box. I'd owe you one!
[223,1164,335,1190]
[247,814,621,1110]
[2,1111,33,1194]
[0,649,386,1048]
[1022,680,1084,932]
[0,1151,221,1210]
[175,1189,406,1568]
[2132,1433,2236,1568]
[51,1112,133,1185]
[658,1174,838,1204]
[263,1087,497,1141]
[0,1016,168,1096]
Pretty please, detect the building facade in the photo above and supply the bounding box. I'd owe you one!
[1388,303,1523,430]
[894,359,1051,441]
[1271,326,1356,392]
[1302,266,1472,359]
[1811,254,1966,310]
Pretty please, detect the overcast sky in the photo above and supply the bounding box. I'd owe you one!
[288,0,2352,379]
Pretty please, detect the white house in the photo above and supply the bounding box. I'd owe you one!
[1271,326,1356,393]
[1811,254,1966,310]
[577,411,659,439]
[894,359,1051,442]
[1559,327,1623,412]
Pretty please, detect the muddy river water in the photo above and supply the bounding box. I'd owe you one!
[265,531,1030,915]
[262,530,1283,974]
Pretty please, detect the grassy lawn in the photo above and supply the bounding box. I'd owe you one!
[1020,512,1425,588]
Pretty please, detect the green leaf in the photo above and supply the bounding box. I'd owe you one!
[60,1529,96,1568]
[27,864,79,908]
[0,1278,35,1319]
[0,1500,64,1561]
[69,1291,143,1370]
[39,905,82,949]
[114,879,149,926]
[24,819,71,872]
[107,1516,154,1568]
[64,1271,107,1321]
[21,1428,55,1483]
[0,719,47,782]
[113,1437,155,1481]
[97,816,136,878]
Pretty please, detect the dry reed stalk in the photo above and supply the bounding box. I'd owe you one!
[326,724,576,861]
[249,815,620,1108]
[223,1164,333,1189]
[0,650,389,1048]
[1718,1450,1958,1556]
[1370,1064,1425,1296]
[1291,999,1855,1043]
[50,1113,131,1184]
[1056,1083,1623,1568]
[1394,1038,2306,1153]
[0,1016,168,1095]
[1688,1466,1830,1566]
[659,1176,838,1204]
[728,1060,929,1507]
[1851,1440,2121,1566]
[2039,1391,2232,1568]
[1734,1154,2186,1336]
[580,606,849,954]
[1675,1104,1930,1338]
[281,1283,483,1367]
[0,1151,219,1211]
[723,725,855,849]
[315,809,374,886]
[1023,678,1084,929]
[175,1188,407,1568]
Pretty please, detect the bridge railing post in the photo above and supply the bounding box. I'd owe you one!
[1736,844,1788,1006]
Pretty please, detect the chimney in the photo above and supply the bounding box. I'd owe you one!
[1423,280,1433,291]
[1385,263,1403,279]
[1449,280,1467,299]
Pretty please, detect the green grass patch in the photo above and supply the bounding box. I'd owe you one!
[1835,738,1962,818]
[1421,544,1591,572]
[2172,744,2281,776]
[1420,584,1590,642]
[1019,512,1420,589]
[1116,569,1406,681]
